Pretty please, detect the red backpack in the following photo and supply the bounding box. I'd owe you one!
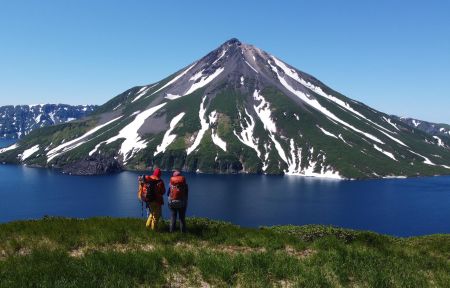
[169,176,186,201]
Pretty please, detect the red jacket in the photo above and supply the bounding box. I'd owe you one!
[143,175,165,205]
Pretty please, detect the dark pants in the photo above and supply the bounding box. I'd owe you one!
[170,206,186,233]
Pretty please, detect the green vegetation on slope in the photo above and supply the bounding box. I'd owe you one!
[0,218,449,287]
[3,79,450,178]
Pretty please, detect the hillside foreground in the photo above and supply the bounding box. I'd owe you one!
[0,217,449,287]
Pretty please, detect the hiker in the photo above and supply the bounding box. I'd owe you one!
[167,170,188,233]
[138,168,165,230]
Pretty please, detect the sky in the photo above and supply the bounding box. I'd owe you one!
[0,0,449,123]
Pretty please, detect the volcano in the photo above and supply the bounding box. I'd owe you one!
[2,38,450,178]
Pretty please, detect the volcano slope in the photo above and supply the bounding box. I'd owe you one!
[2,38,450,179]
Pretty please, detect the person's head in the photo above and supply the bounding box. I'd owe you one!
[172,170,181,177]
[153,168,161,178]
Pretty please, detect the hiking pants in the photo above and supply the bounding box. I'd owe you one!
[170,206,186,233]
[146,202,161,230]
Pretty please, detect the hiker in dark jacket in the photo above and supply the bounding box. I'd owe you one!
[167,170,188,233]
[138,168,165,230]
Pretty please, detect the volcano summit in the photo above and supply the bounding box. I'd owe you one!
[1,39,450,178]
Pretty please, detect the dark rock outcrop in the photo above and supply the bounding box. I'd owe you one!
[61,156,122,175]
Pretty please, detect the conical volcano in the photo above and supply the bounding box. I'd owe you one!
[2,38,450,178]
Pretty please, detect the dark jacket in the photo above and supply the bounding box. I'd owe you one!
[143,175,165,205]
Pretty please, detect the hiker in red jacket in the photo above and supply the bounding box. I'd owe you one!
[167,170,188,233]
[138,168,165,230]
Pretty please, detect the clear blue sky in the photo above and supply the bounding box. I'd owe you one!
[1,0,449,123]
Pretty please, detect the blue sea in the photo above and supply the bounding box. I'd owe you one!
[1,139,449,236]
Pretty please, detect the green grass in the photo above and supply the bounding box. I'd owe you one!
[0,218,449,287]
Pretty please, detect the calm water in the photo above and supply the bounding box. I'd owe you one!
[1,139,449,237]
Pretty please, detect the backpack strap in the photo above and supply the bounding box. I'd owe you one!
[156,178,163,192]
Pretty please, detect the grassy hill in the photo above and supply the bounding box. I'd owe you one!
[0,217,449,287]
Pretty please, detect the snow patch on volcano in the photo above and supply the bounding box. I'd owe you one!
[286,139,302,174]
[253,90,288,164]
[338,134,352,147]
[317,126,338,139]
[189,70,204,82]
[20,145,39,161]
[408,150,436,166]
[268,60,385,145]
[433,136,445,147]
[47,116,123,163]
[132,83,159,103]
[154,112,185,156]
[209,111,227,152]
[165,94,182,100]
[184,67,224,96]
[211,130,227,152]
[186,97,228,154]
[376,128,408,147]
[212,48,227,65]
[88,142,103,157]
[285,145,342,179]
[234,109,261,158]
[262,143,271,171]
[0,144,18,154]
[245,60,258,73]
[131,87,148,103]
[87,104,166,162]
[105,103,167,162]
[373,144,397,161]
[382,117,400,131]
[272,56,397,135]
[151,63,196,96]
[187,97,209,155]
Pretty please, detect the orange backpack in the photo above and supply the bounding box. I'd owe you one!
[169,176,186,201]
